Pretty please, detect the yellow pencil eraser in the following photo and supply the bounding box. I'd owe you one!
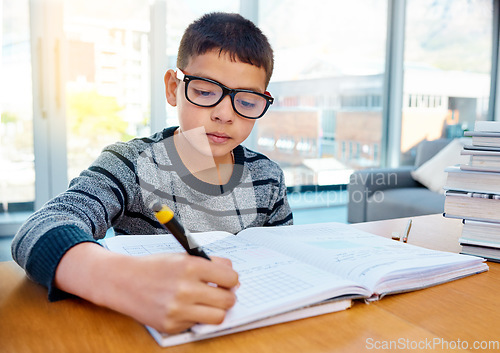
[155,205,174,224]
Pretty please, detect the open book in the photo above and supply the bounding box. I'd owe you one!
[103,222,488,347]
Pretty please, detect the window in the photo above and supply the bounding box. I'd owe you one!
[0,0,34,211]
[400,0,493,165]
[258,0,388,186]
[64,1,151,180]
[0,0,239,221]
[1,0,498,222]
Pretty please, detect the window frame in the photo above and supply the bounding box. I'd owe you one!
[1,0,499,235]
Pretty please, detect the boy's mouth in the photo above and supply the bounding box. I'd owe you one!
[206,132,230,144]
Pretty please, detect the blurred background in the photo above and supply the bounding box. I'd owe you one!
[0,0,497,232]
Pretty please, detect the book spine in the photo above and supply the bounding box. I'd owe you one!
[449,123,500,258]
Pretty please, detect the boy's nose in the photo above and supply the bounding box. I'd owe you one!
[211,95,235,123]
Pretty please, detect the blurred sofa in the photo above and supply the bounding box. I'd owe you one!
[347,139,452,223]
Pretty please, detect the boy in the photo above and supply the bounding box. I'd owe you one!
[11,12,292,334]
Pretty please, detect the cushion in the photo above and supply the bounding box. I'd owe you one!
[411,138,469,194]
[414,139,452,168]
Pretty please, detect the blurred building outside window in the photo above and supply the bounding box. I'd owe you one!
[0,0,495,212]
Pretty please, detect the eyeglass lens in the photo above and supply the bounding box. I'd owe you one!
[186,79,268,118]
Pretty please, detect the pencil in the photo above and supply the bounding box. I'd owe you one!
[152,202,211,260]
[402,219,412,243]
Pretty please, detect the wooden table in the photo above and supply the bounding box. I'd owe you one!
[1,214,499,353]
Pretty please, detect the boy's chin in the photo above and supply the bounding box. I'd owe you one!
[208,149,234,163]
[188,146,230,161]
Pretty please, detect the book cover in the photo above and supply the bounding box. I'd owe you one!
[444,166,500,194]
[460,164,500,173]
[474,120,500,132]
[463,144,500,152]
[464,131,500,137]
[461,149,500,157]
[460,237,500,249]
[463,131,500,148]
[460,244,500,262]
[460,219,500,243]
[460,149,500,170]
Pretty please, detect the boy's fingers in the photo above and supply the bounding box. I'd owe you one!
[177,304,229,326]
[194,284,237,310]
[157,284,236,333]
[211,256,233,267]
[158,319,196,335]
[198,258,239,289]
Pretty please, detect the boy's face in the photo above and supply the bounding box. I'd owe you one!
[164,50,268,164]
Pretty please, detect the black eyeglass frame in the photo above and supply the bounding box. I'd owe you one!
[176,68,274,119]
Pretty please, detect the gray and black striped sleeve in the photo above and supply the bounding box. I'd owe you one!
[11,127,294,300]
[10,140,148,300]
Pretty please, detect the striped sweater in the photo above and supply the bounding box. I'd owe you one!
[11,126,293,299]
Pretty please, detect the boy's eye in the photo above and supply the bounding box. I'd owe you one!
[237,99,256,109]
[194,89,215,97]
[236,93,264,111]
[188,79,222,102]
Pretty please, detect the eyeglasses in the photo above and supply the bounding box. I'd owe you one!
[176,68,274,119]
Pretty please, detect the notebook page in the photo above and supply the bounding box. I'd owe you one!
[236,223,487,294]
[103,234,369,336]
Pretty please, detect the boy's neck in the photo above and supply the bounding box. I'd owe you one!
[173,128,234,185]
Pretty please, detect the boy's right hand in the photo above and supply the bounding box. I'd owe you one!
[55,243,239,334]
[109,253,239,334]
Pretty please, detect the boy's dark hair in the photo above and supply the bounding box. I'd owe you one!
[177,12,274,86]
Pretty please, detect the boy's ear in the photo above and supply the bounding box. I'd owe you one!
[164,69,178,107]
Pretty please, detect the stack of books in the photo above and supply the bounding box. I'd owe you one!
[443,121,500,262]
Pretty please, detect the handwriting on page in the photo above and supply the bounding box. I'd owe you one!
[237,223,473,291]
[104,232,364,332]
[121,243,182,256]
